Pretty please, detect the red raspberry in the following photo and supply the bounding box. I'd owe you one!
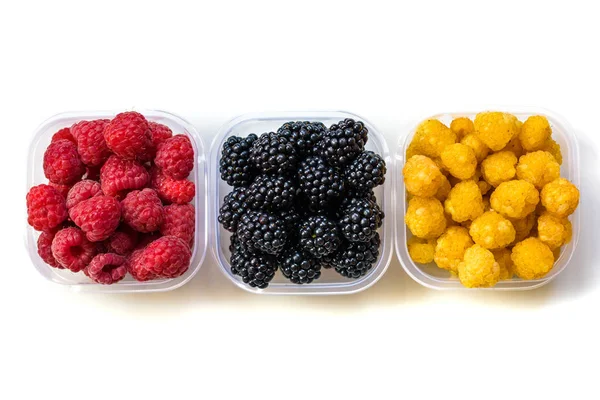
[51,227,97,272]
[69,195,121,242]
[49,182,71,199]
[151,167,195,204]
[100,155,150,198]
[126,236,191,281]
[149,121,173,148]
[43,139,85,185]
[85,253,127,284]
[106,226,139,256]
[161,204,195,246]
[66,180,102,209]
[72,119,111,167]
[121,188,164,233]
[155,135,194,179]
[51,127,76,144]
[126,249,152,281]
[37,230,63,268]
[27,184,68,231]
[103,111,152,161]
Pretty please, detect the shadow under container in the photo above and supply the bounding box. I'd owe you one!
[25,109,208,293]
[394,108,580,290]
[210,111,393,295]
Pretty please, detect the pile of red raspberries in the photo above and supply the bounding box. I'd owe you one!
[26,111,196,284]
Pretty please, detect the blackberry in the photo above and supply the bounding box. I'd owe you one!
[237,210,288,255]
[299,215,341,258]
[333,233,380,279]
[230,236,277,289]
[345,151,387,192]
[219,134,258,187]
[339,197,383,242]
[246,174,298,211]
[279,208,301,232]
[250,131,298,175]
[319,250,340,269]
[278,245,322,284]
[298,156,345,211]
[319,118,368,167]
[218,187,249,232]
[277,121,327,156]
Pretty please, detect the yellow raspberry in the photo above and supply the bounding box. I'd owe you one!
[406,197,447,239]
[500,136,524,158]
[433,226,473,273]
[541,138,563,164]
[406,142,421,159]
[435,175,451,202]
[460,133,489,162]
[482,196,491,211]
[407,237,437,264]
[469,211,516,249]
[478,179,492,195]
[450,117,474,141]
[490,180,539,219]
[516,151,560,189]
[474,112,520,151]
[440,143,477,180]
[481,151,518,187]
[412,119,456,159]
[537,211,572,249]
[492,248,514,280]
[458,244,500,288]
[509,212,537,243]
[541,178,580,218]
[511,237,554,280]
[403,155,443,197]
[519,115,552,151]
[445,181,484,223]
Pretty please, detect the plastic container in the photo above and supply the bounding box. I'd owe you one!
[25,109,207,293]
[394,108,580,290]
[210,111,393,295]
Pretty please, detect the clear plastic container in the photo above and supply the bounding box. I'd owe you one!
[394,108,580,290]
[210,111,393,295]
[25,109,207,293]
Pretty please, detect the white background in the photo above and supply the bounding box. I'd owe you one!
[1,1,599,399]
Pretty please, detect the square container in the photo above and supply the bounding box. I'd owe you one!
[210,111,393,295]
[25,109,207,293]
[394,108,580,290]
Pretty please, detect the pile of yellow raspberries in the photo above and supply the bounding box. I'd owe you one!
[403,112,580,288]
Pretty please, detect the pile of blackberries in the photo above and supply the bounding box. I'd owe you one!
[218,119,386,288]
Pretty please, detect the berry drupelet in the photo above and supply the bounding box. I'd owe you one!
[277,121,327,156]
[246,174,298,211]
[219,134,258,187]
[297,156,345,211]
[230,235,277,289]
[339,197,383,242]
[237,210,289,255]
[333,233,380,279]
[319,118,368,167]
[250,131,298,175]
[345,150,387,193]
[278,245,322,284]
[298,215,341,258]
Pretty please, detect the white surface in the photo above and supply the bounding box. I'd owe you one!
[1,1,599,399]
